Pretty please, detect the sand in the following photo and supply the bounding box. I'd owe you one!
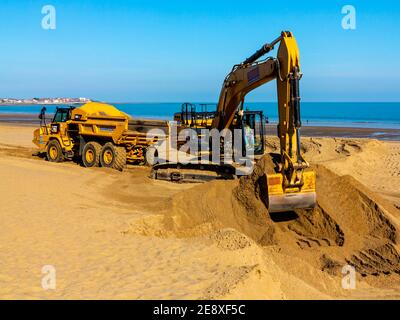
[0,124,400,299]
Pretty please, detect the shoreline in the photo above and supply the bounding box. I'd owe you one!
[1,112,400,140]
[265,124,400,140]
[0,103,84,107]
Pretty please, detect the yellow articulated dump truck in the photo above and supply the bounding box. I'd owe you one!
[32,102,168,170]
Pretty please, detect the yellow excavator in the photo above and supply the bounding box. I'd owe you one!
[153,31,316,212]
[215,31,316,212]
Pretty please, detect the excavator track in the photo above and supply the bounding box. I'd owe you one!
[151,163,236,183]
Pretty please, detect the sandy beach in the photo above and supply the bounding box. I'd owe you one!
[0,123,400,299]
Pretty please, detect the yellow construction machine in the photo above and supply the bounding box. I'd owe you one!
[33,102,168,170]
[33,31,316,212]
[153,31,316,212]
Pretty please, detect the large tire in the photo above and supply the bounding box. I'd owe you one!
[82,141,102,168]
[46,140,64,163]
[100,142,126,171]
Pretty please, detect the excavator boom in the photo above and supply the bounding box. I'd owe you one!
[213,31,316,212]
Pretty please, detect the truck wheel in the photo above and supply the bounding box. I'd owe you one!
[46,140,64,163]
[82,141,102,168]
[100,142,126,171]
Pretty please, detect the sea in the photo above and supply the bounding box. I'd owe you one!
[1,102,400,130]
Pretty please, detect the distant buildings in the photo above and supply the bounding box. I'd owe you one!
[0,97,91,105]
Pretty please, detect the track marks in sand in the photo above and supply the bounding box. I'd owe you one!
[381,144,400,178]
[300,138,400,201]
[344,192,399,277]
[334,140,362,156]
[358,192,397,243]
[288,205,345,250]
[0,143,37,159]
[347,243,400,277]
[201,265,259,299]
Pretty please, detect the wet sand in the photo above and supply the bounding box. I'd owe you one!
[265,125,400,140]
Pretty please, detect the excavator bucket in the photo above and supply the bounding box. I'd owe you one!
[267,170,316,212]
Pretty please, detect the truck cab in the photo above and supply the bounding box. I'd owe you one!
[52,107,73,123]
[33,106,76,162]
[48,106,74,134]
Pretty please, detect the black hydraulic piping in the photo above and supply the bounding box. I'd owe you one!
[241,34,282,65]
[290,67,303,163]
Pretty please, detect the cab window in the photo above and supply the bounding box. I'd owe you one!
[53,109,70,123]
[243,113,264,155]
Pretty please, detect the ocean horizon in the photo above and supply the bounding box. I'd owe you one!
[1,102,400,130]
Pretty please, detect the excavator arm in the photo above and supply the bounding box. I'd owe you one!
[213,31,316,212]
[213,57,277,131]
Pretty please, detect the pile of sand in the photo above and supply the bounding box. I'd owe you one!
[1,123,399,298]
[161,153,400,281]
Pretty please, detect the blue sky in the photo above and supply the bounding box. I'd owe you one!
[0,0,399,102]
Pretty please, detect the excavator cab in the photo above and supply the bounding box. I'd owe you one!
[240,110,265,156]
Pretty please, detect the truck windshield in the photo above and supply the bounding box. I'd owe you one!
[53,109,70,123]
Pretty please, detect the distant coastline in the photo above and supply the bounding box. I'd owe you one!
[0,102,86,106]
[0,97,91,106]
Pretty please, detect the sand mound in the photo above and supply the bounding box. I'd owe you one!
[3,123,400,299]
[312,165,400,276]
[160,154,280,245]
[163,153,400,279]
[287,204,345,249]
[162,178,276,244]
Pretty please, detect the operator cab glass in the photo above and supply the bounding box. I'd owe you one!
[242,112,265,155]
[52,108,71,123]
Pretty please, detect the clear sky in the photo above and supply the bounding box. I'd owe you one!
[0,0,399,102]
